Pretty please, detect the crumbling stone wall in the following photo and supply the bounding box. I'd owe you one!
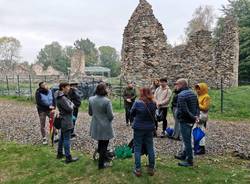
[173,30,216,88]
[70,50,85,80]
[214,16,239,87]
[121,0,239,88]
[121,0,173,86]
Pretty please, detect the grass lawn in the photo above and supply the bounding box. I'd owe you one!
[208,85,250,121]
[0,141,249,184]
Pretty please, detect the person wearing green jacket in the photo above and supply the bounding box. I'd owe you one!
[123,81,137,126]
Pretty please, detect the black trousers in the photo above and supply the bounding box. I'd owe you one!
[160,107,168,132]
[98,140,109,168]
[71,107,79,134]
[125,103,134,124]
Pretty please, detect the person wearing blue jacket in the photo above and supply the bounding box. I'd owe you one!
[35,81,55,145]
[130,87,157,177]
[175,78,199,167]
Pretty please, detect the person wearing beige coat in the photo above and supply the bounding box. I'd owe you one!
[154,78,172,137]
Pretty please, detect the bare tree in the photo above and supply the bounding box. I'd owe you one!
[0,37,21,74]
[185,5,216,38]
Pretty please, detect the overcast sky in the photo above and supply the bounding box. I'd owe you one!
[0,0,228,63]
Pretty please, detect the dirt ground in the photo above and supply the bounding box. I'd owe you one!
[0,100,249,158]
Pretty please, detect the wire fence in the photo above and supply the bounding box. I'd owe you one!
[0,75,249,114]
[0,75,126,107]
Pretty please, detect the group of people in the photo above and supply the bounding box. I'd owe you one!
[35,77,211,175]
[122,78,211,176]
[35,82,81,163]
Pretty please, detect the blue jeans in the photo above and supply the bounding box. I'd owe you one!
[57,130,71,157]
[134,129,155,170]
[180,123,194,161]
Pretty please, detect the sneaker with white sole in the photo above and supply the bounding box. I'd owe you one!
[54,135,59,143]
[42,138,48,145]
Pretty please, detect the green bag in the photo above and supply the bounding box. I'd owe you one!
[114,144,132,159]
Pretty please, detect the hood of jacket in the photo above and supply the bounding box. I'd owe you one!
[37,87,49,95]
[195,83,211,112]
[54,90,65,99]
[195,83,208,96]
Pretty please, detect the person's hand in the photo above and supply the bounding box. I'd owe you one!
[156,102,161,108]
[127,99,132,103]
[195,116,200,124]
[50,109,56,113]
[49,105,55,110]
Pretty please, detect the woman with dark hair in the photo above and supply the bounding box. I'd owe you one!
[150,79,160,94]
[130,88,157,177]
[88,83,114,169]
[55,82,78,163]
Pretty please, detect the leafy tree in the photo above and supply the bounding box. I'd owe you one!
[64,46,75,59]
[0,37,21,71]
[185,5,215,38]
[74,38,99,66]
[36,42,70,75]
[218,0,250,81]
[99,46,121,77]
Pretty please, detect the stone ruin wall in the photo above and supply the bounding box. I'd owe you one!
[121,0,239,88]
[214,17,239,88]
[70,50,86,80]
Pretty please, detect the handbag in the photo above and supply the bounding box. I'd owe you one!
[54,115,62,130]
[192,127,205,152]
[128,139,148,156]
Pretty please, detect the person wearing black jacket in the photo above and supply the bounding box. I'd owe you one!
[168,83,181,140]
[123,81,137,126]
[35,82,55,145]
[68,83,82,138]
[175,78,199,167]
[55,82,79,163]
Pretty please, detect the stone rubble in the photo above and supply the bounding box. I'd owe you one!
[0,100,249,160]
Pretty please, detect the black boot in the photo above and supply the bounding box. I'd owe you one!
[174,154,186,161]
[65,155,79,164]
[178,160,193,167]
[56,153,65,159]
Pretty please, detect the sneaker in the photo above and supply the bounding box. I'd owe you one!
[42,138,48,145]
[160,132,166,138]
[147,167,155,176]
[70,134,77,141]
[71,133,77,138]
[133,169,142,177]
[65,155,79,164]
[178,160,193,167]
[54,134,59,143]
[99,162,112,169]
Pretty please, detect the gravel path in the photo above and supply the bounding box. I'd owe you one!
[0,100,249,158]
